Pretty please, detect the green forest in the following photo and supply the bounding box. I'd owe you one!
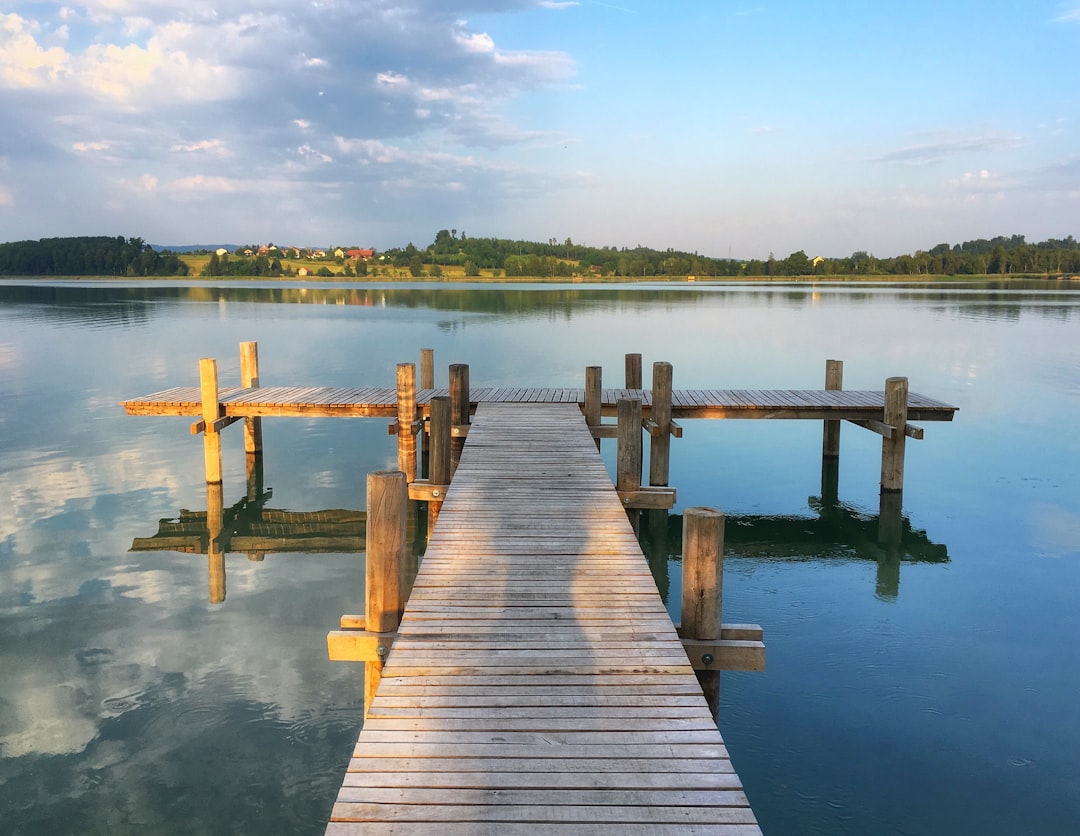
[383,230,1080,278]
[2,231,1079,278]
[0,236,189,277]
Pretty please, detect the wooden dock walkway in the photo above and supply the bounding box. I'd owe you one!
[326,402,761,834]
[122,383,957,422]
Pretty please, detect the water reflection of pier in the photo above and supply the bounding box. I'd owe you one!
[130,455,382,604]
[639,464,949,602]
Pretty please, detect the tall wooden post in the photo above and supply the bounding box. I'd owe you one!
[396,363,417,483]
[625,353,642,390]
[585,366,602,451]
[616,398,642,493]
[683,507,724,716]
[364,471,407,717]
[240,341,263,455]
[419,348,434,470]
[419,348,435,391]
[822,359,843,460]
[206,481,226,605]
[881,376,908,494]
[427,396,451,531]
[449,363,470,476]
[199,358,223,485]
[650,361,673,486]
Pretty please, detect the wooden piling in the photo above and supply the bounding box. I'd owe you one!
[584,366,602,451]
[419,348,435,390]
[396,363,417,483]
[823,359,843,460]
[427,396,451,530]
[449,363,470,476]
[682,507,724,641]
[240,341,263,454]
[364,470,407,717]
[625,353,643,389]
[881,376,909,493]
[616,398,642,494]
[650,361,673,486]
[199,358,223,485]
[683,507,724,715]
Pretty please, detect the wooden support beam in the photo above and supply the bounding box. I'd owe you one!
[427,395,451,528]
[590,424,618,439]
[190,415,241,435]
[419,348,435,390]
[682,507,723,641]
[449,364,470,476]
[681,638,766,672]
[669,419,684,438]
[396,363,417,483]
[199,358,223,485]
[650,361,673,487]
[617,487,677,510]
[451,424,470,438]
[616,398,642,493]
[881,376,909,494]
[206,481,225,604]
[240,341,263,454]
[625,353,642,389]
[327,629,396,663]
[823,359,843,460]
[407,480,451,501]
[849,418,894,439]
[362,470,407,717]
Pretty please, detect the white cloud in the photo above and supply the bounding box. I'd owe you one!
[1053,4,1080,22]
[73,141,111,152]
[872,132,1027,166]
[171,138,227,155]
[0,13,69,89]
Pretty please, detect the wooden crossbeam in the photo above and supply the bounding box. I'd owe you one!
[617,487,677,510]
[189,415,241,435]
[407,480,450,501]
[848,419,925,440]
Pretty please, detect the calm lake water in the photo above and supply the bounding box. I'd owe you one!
[1,279,1078,835]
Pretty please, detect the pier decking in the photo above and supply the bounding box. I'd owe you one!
[326,402,760,834]
[122,383,957,422]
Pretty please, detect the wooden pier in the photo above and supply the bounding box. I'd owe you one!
[120,343,960,832]
[326,402,762,833]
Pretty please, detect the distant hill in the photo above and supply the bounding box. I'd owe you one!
[152,244,242,253]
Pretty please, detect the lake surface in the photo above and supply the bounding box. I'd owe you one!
[1,279,1078,835]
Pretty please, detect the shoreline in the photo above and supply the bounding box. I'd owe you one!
[2,273,1078,284]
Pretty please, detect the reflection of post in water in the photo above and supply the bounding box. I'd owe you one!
[640,510,672,604]
[206,481,226,604]
[876,491,904,600]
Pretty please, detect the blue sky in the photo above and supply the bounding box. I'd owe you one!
[1,1,1078,259]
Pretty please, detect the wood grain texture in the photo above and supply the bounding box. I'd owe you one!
[327,402,761,831]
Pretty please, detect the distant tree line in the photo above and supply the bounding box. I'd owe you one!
[0,236,189,277]
[381,230,1080,278]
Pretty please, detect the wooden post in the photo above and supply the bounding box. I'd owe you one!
[427,396,451,530]
[881,376,908,494]
[616,398,642,493]
[419,348,434,470]
[206,481,226,605]
[625,353,642,390]
[199,358,223,485]
[396,363,417,483]
[585,365,602,451]
[683,507,724,717]
[682,507,724,640]
[364,470,407,717]
[419,348,435,390]
[449,363,470,476]
[240,341,262,454]
[822,359,843,460]
[650,361,673,487]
